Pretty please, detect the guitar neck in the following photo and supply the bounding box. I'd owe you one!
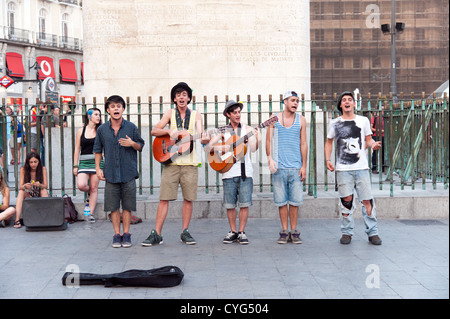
[185,127,227,141]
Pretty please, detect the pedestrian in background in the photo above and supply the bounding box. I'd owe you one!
[73,107,104,222]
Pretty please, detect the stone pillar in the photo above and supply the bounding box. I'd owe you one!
[82,0,310,104]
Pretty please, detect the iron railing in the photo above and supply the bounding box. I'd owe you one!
[1,93,448,198]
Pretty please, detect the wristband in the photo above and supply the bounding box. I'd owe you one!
[73,165,79,168]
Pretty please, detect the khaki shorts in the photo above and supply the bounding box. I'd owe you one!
[160,165,198,201]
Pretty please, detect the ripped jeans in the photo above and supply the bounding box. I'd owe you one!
[337,169,379,237]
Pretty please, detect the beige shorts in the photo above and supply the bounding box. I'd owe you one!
[160,165,198,201]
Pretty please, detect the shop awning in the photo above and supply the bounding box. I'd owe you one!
[36,56,56,80]
[59,59,77,82]
[5,52,25,78]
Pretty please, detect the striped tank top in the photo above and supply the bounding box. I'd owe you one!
[273,113,302,169]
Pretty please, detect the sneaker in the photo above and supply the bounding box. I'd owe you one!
[340,234,352,245]
[122,232,132,248]
[112,234,122,248]
[238,231,249,245]
[180,228,196,245]
[277,229,290,244]
[368,235,382,245]
[141,229,163,246]
[290,229,302,244]
[223,231,238,244]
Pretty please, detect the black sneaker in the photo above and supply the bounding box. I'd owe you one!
[238,232,249,245]
[223,231,238,244]
[112,234,122,248]
[122,232,132,248]
[180,228,196,245]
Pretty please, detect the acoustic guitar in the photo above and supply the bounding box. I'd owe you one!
[153,127,226,164]
[208,116,278,173]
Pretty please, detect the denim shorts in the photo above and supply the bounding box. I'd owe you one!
[222,177,253,209]
[104,179,136,212]
[272,169,303,207]
[336,169,373,201]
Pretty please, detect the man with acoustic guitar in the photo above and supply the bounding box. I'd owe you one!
[204,100,261,244]
[142,82,209,246]
[266,91,308,244]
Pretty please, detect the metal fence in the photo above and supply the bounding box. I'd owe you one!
[1,92,448,198]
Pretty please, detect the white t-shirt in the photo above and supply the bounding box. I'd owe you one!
[327,115,372,171]
[222,124,254,180]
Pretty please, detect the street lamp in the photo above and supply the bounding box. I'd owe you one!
[380,0,405,102]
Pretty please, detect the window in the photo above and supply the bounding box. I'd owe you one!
[334,29,343,42]
[315,29,324,42]
[7,2,15,31]
[372,57,381,68]
[315,57,324,69]
[334,57,343,69]
[416,56,425,68]
[415,29,425,41]
[39,9,46,40]
[62,13,69,43]
[353,29,361,41]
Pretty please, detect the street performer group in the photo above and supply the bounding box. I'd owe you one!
[83,82,382,248]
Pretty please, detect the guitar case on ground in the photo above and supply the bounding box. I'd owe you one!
[62,265,184,288]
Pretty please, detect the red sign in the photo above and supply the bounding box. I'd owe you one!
[61,95,75,103]
[0,75,14,88]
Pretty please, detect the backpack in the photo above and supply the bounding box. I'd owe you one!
[63,194,79,223]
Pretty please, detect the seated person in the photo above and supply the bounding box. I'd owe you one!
[14,152,49,228]
[0,169,16,227]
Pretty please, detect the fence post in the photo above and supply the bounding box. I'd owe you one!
[148,96,154,195]
[137,96,143,195]
[308,93,317,198]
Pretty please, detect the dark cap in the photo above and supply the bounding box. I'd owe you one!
[336,91,354,114]
[223,100,243,118]
[170,82,192,104]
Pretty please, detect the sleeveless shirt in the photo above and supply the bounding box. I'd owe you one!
[273,113,302,169]
[169,108,199,166]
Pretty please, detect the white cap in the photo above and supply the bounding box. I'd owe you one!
[283,90,298,100]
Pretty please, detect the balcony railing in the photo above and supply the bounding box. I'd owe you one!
[37,32,58,48]
[59,36,81,51]
[2,27,30,43]
[0,27,82,52]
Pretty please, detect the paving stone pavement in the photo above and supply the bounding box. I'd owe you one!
[0,217,448,301]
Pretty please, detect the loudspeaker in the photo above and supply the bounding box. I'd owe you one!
[22,197,67,231]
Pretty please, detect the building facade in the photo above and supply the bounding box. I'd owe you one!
[0,0,83,107]
[310,0,449,99]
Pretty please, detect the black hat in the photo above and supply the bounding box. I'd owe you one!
[336,91,354,114]
[171,82,192,104]
[223,100,243,118]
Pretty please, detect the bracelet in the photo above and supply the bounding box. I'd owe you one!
[326,159,331,162]
[73,165,78,168]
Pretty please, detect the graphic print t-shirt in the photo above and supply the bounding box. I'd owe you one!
[327,115,372,171]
